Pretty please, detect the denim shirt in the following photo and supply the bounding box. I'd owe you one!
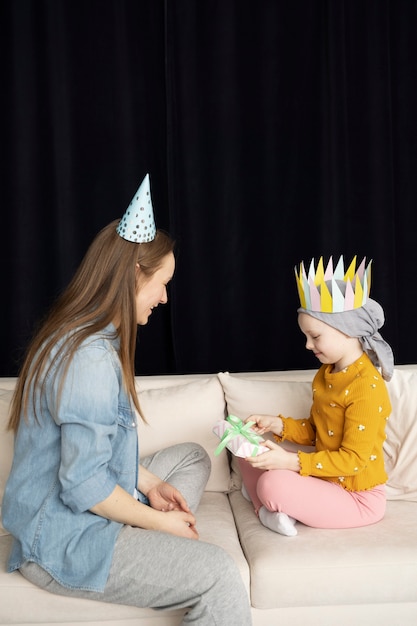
[2,324,138,592]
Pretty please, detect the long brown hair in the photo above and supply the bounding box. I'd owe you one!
[8,220,175,433]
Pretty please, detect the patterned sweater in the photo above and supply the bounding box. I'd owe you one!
[275,353,392,491]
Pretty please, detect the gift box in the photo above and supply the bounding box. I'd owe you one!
[213,415,270,457]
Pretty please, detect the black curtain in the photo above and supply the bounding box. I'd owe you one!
[1,0,416,377]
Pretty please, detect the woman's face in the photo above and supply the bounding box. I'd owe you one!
[135,252,175,325]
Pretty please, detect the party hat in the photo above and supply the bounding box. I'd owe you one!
[116,173,156,243]
[295,255,372,313]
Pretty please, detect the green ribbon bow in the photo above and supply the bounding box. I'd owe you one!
[214,414,263,456]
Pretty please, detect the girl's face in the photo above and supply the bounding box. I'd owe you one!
[298,312,363,372]
[135,252,175,325]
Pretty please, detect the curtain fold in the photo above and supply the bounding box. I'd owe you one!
[165,0,417,373]
[1,0,416,376]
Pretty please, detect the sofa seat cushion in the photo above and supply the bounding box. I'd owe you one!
[0,492,248,624]
[0,533,169,625]
[229,490,417,610]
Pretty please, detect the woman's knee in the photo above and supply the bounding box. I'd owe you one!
[198,545,249,607]
[177,441,210,464]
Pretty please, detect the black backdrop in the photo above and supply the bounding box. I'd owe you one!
[1,0,417,377]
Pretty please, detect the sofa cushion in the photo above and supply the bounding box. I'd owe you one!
[229,490,417,610]
[218,369,417,501]
[137,377,230,492]
[384,368,417,501]
[218,371,314,418]
[217,372,314,489]
[0,376,229,522]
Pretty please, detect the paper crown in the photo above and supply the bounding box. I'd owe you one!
[295,255,372,313]
[116,173,156,243]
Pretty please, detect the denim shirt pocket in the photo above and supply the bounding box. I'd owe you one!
[117,404,137,430]
[108,404,138,492]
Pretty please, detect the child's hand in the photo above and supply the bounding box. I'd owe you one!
[246,414,283,437]
[244,440,300,472]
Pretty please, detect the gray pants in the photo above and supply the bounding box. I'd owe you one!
[20,443,252,625]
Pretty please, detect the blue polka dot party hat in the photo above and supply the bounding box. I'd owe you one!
[116,173,156,243]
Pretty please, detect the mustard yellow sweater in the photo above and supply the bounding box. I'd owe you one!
[275,353,392,491]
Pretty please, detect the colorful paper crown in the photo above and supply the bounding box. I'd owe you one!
[116,173,156,243]
[295,255,372,313]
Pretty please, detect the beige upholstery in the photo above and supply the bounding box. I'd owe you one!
[1,368,417,625]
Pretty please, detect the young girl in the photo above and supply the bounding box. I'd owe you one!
[238,255,394,537]
[2,174,251,625]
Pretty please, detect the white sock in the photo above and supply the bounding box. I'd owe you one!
[241,483,251,501]
[258,506,298,536]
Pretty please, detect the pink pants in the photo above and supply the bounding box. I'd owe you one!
[237,458,386,529]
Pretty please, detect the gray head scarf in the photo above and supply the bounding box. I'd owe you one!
[298,298,394,381]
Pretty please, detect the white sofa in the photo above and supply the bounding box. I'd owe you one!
[1,366,417,625]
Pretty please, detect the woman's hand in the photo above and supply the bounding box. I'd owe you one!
[244,440,300,471]
[90,484,199,539]
[147,481,190,513]
[156,509,199,540]
[246,414,283,436]
[139,470,198,538]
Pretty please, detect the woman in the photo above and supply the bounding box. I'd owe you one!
[3,175,251,625]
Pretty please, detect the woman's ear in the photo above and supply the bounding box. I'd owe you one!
[135,262,145,286]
